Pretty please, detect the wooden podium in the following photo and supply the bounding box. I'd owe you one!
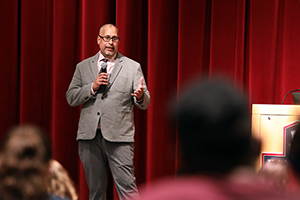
[252,104,300,170]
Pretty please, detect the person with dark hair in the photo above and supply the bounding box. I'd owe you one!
[257,158,288,192]
[174,79,257,174]
[0,125,68,200]
[135,78,299,200]
[66,23,150,200]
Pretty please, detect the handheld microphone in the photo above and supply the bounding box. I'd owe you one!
[99,62,107,93]
[281,89,300,104]
[101,62,107,73]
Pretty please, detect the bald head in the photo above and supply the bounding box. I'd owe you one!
[99,24,119,36]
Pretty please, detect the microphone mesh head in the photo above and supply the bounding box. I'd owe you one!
[101,62,107,73]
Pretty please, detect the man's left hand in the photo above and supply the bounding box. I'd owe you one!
[132,77,144,101]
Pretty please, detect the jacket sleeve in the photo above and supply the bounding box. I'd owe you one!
[66,64,96,107]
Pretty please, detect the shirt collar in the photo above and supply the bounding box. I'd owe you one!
[99,52,116,62]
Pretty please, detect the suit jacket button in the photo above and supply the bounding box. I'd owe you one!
[97,112,100,115]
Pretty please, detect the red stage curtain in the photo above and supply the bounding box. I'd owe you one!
[1,0,300,199]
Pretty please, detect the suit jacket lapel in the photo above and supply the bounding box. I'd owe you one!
[91,53,99,79]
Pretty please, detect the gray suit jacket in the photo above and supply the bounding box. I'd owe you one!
[66,52,150,142]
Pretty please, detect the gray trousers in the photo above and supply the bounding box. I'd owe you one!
[78,129,139,200]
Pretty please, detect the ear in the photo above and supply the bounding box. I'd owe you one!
[97,36,101,44]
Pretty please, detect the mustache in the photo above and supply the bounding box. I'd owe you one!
[105,46,115,50]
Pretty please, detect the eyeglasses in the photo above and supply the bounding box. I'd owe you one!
[99,35,120,43]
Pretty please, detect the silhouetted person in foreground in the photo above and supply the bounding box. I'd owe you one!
[0,125,68,200]
[134,78,299,200]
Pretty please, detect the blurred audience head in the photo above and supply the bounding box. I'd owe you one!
[170,77,260,174]
[257,158,288,191]
[0,124,52,200]
[47,159,78,200]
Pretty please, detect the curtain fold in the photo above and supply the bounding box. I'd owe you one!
[51,0,83,198]
[247,0,281,104]
[146,0,179,182]
[1,0,300,199]
[178,0,208,85]
[0,0,19,138]
[19,1,52,129]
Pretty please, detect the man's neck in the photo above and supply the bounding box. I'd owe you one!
[100,52,117,61]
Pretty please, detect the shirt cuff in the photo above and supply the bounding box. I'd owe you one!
[136,94,144,104]
[91,83,96,95]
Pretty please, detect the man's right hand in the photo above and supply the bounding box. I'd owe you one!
[93,73,108,91]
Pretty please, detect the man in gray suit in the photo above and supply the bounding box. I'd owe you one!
[66,24,150,200]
